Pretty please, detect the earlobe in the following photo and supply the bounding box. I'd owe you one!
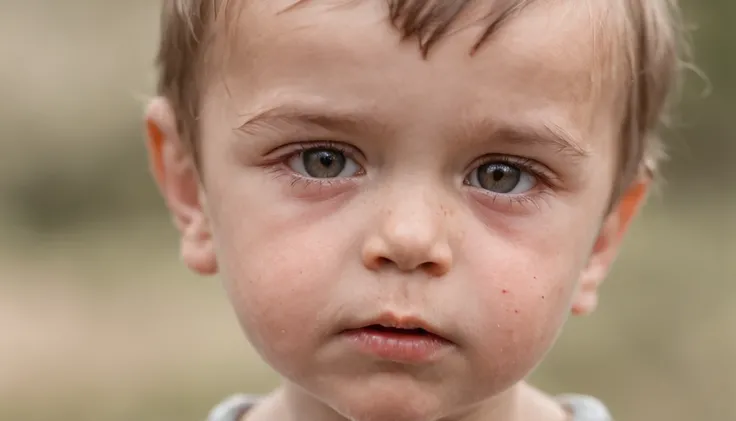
[144,98,218,276]
[572,177,651,316]
[180,196,219,276]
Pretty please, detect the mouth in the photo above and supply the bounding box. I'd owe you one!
[361,324,434,336]
[340,314,454,364]
[344,314,449,339]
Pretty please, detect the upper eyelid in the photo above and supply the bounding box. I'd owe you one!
[273,140,365,160]
[470,155,551,175]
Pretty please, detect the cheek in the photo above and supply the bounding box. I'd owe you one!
[460,213,596,378]
[204,174,356,375]
[217,221,337,374]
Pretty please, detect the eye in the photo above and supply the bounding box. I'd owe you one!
[467,162,537,194]
[287,148,362,179]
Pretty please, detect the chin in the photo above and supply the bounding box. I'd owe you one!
[336,401,440,421]
[323,380,449,421]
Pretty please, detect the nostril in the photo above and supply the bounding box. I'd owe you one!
[364,256,394,271]
[377,257,393,267]
[420,261,443,277]
[369,258,446,276]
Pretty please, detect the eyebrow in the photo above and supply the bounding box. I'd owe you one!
[236,104,590,160]
[235,105,387,137]
[489,121,590,160]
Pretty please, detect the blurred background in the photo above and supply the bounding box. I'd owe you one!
[0,1,733,420]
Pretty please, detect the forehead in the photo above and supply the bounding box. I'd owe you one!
[207,0,624,139]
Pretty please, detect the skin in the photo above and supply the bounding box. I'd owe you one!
[146,1,650,420]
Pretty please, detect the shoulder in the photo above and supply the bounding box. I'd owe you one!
[556,394,613,421]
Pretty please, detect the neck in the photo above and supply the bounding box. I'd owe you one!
[251,380,568,421]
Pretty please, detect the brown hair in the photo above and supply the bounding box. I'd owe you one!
[155,0,688,200]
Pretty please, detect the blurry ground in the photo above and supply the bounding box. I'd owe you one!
[0,1,734,421]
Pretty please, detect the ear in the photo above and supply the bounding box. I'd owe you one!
[571,177,650,316]
[144,97,218,276]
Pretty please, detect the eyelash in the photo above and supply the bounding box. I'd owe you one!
[468,155,553,184]
[266,142,556,211]
[464,155,556,211]
[265,140,363,188]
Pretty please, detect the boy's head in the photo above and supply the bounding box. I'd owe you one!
[146,1,684,420]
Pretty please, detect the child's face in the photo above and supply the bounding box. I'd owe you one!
[148,1,648,420]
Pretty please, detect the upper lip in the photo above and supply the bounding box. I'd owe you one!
[345,312,452,342]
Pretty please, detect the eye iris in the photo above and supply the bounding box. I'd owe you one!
[478,163,521,193]
[303,149,346,178]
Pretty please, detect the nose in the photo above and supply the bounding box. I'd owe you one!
[361,188,453,277]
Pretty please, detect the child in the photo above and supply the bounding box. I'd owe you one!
[145,1,685,420]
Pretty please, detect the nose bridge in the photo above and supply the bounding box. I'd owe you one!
[383,182,442,242]
[362,179,453,275]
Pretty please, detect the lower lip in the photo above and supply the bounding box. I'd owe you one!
[341,328,452,364]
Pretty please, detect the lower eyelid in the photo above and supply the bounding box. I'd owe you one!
[274,163,361,183]
[468,189,553,213]
[274,167,360,199]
